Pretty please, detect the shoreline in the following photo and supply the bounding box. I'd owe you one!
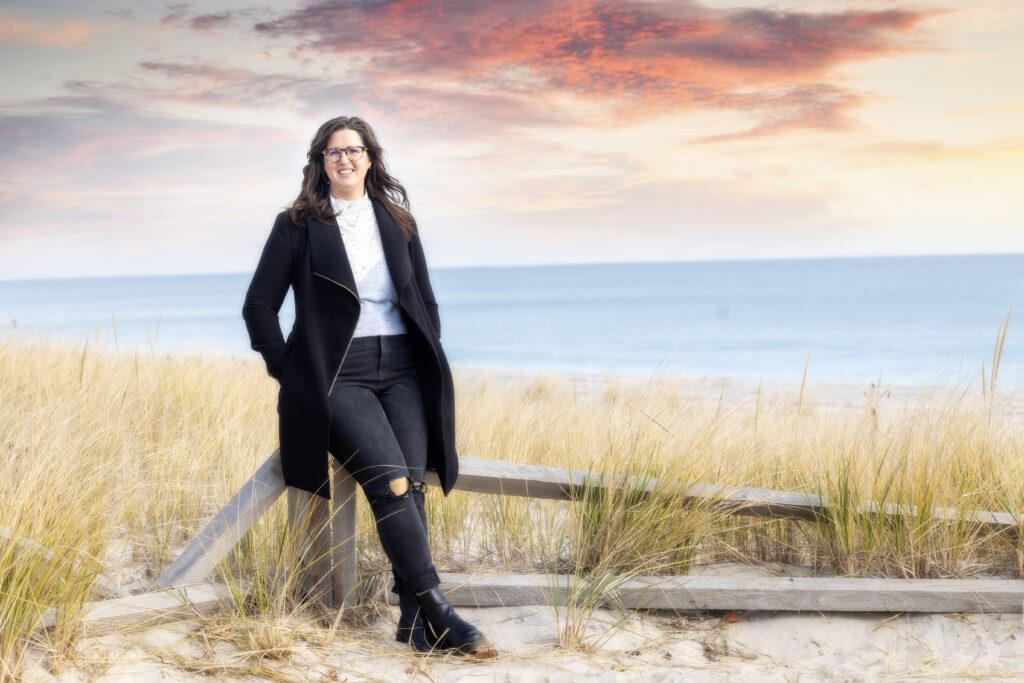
[3,333,1021,420]
[4,331,1022,400]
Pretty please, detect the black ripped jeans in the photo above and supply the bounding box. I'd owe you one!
[328,334,440,595]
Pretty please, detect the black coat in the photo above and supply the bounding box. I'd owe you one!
[242,199,457,499]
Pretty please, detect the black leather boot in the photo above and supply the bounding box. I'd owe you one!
[395,590,439,653]
[413,586,488,655]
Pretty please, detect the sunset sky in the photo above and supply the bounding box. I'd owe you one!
[1,0,1022,279]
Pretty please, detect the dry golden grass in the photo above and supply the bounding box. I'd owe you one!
[1,336,1022,675]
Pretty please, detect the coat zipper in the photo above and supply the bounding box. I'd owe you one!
[314,272,361,395]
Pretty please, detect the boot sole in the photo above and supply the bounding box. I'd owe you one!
[402,628,495,658]
[467,641,498,659]
[443,632,492,657]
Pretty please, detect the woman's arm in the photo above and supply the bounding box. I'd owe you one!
[409,228,441,337]
[242,212,295,380]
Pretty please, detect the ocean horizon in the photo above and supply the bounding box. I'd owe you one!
[1,253,1021,389]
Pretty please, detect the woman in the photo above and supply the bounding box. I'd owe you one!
[243,116,491,655]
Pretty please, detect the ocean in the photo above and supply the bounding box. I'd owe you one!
[1,254,1021,388]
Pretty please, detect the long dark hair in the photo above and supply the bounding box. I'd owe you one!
[289,116,416,240]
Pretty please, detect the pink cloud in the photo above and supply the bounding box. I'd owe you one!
[1,13,93,48]
[704,83,866,141]
[9,1,938,153]
[0,99,293,191]
[252,0,940,132]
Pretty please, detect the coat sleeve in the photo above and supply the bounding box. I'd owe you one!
[409,227,441,337]
[242,212,295,380]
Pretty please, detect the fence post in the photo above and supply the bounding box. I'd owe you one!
[331,464,358,608]
[286,487,333,610]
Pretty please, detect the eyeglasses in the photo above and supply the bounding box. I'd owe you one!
[323,146,367,163]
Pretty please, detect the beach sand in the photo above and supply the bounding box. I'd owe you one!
[454,365,1024,417]
[20,370,1024,682]
[31,579,1024,681]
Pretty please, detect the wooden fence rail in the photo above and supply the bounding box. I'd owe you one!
[157,450,1024,612]
[38,571,1024,641]
[432,572,1024,614]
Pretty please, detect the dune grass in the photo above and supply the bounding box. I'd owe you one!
[1,335,1021,675]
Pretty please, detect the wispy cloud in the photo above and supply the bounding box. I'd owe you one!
[0,97,299,278]
[0,99,293,200]
[160,3,234,31]
[50,61,335,113]
[703,83,865,141]
[0,12,93,48]
[135,61,332,109]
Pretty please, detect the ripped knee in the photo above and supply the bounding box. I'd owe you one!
[388,476,410,498]
[376,477,424,503]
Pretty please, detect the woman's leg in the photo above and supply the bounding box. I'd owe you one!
[374,335,432,575]
[328,337,438,596]
[329,335,487,654]
[369,336,438,651]
[373,336,488,654]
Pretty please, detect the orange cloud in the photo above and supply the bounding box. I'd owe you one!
[1,13,92,48]
[253,0,940,130]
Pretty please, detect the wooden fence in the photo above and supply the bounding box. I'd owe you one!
[30,449,1024,639]
[151,450,1024,616]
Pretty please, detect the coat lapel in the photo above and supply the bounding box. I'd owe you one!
[372,199,413,292]
[308,215,357,294]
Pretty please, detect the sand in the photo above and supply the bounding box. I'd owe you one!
[28,591,1024,681]
[454,365,1024,417]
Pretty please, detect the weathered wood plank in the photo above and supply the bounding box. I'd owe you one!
[1,524,68,562]
[37,583,237,638]
[428,455,830,518]
[429,455,1024,534]
[157,450,286,587]
[428,572,1024,613]
[617,574,1024,613]
[330,465,358,608]
[36,570,1024,643]
[159,451,1024,614]
[2,524,128,600]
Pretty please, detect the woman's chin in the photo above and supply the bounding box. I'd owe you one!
[331,184,364,200]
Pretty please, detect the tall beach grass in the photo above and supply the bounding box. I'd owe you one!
[1,335,1021,674]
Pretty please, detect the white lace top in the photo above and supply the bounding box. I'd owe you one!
[329,193,407,338]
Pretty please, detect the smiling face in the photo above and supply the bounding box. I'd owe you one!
[323,128,371,201]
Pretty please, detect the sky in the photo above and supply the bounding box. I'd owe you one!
[1,0,1022,279]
